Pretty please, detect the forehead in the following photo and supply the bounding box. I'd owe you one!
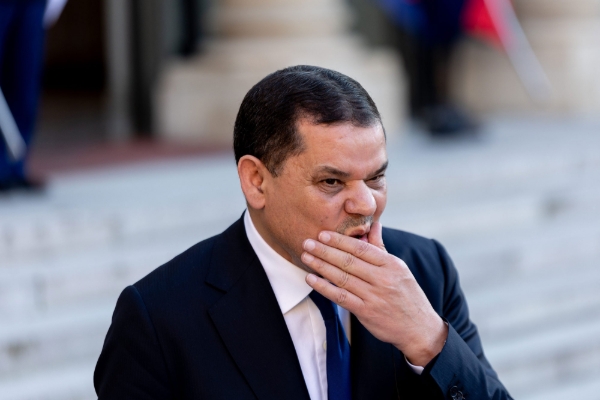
[292,120,387,173]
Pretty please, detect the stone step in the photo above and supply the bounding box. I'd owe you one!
[0,189,596,321]
[0,225,595,383]
[0,198,242,263]
[0,157,242,216]
[2,118,598,258]
[0,300,111,380]
[164,36,381,76]
[0,199,595,332]
[0,164,598,323]
[467,256,600,308]
[3,303,595,400]
[382,182,600,241]
[468,260,600,340]
[3,237,593,330]
[487,316,600,394]
[0,265,596,394]
[0,159,245,262]
[386,127,600,204]
[221,0,322,6]
[520,374,600,400]
[0,303,595,400]
[0,228,200,321]
[0,275,595,397]
[449,213,600,287]
[215,0,350,38]
[0,359,96,400]
[2,145,599,262]
[156,35,403,142]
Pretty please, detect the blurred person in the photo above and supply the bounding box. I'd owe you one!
[179,0,199,56]
[376,0,478,136]
[0,0,46,192]
[95,66,511,399]
[0,0,66,193]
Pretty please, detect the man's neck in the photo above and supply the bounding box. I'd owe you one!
[246,208,310,271]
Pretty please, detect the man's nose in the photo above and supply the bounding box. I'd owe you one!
[344,181,377,216]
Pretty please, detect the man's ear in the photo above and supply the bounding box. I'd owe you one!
[238,155,270,210]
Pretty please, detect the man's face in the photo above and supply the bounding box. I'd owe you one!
[254,119,388,270]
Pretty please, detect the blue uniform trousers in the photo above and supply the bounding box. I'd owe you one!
[0,0,46,185]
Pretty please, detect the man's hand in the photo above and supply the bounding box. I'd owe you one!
[302,222,448,367]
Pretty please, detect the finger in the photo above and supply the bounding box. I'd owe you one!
[301,251,371,297]
[367,221,386,252]
[303,239,376,283]
[316,231,388,266]
[306,273,364,313]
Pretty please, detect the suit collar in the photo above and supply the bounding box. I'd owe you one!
[206,215,311,400]
[243,210,312,315]
[204,215,254,292]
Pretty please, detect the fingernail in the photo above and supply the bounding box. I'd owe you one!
[303,239,316,251]
[306,274,317,284]
[319,232,331,243]
[302,252,314,263]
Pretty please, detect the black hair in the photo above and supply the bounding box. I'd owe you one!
[233,65,382,176]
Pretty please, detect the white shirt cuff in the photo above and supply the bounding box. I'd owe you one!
[405,356,425,375]
[404,321,449,375]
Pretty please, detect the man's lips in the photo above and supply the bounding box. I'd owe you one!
[346,227,370,242]
[356,234,368,242]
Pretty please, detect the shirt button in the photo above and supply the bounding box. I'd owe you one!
[323,341,327,351]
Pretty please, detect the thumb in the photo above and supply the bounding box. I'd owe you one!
[368,221,386,252]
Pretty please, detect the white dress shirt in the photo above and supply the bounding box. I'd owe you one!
[243,211,422,400]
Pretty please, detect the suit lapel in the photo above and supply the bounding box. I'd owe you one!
[206,217,310,400]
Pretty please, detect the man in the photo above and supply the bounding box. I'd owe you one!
[95,65,512,399]
[0,0,47,192]
[375,0,477,136]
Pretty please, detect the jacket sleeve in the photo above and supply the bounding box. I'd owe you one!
[426,239,514,400]
[94,285,173,399]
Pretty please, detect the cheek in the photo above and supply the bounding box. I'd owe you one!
[310,194,349,228]
[290,190,335,228]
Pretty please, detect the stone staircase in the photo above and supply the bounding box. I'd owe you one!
[155,0,404,145]
[1,116,600,399]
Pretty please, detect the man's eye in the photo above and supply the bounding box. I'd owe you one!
[323,179,341,186]
[366,174,385,187]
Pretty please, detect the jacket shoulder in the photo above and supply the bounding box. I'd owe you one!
[132,233,219,303]
[382,227,436,252]
[382,227,443,271]
[382,227,452,311]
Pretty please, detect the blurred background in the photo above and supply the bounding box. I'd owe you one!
[1,0,600,399]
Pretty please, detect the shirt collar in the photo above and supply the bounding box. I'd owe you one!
[244,210,313,315]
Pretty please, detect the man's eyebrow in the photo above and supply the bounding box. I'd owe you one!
[314,166,351,178]
[371,161,389,176]
[313,161,388,179]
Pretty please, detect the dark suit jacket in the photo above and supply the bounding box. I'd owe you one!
[94,216,512,399]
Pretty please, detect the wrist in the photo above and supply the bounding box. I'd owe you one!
[403,318,448,367]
